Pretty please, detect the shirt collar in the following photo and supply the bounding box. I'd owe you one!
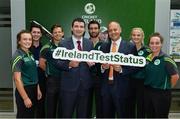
[146,50,165,61]
[112,37,121,45]
[110,37,121,51]
[72,35,83,49]
[72,35,83,42]
[18,48,31,57]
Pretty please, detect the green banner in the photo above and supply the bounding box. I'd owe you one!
[26,0,155,44]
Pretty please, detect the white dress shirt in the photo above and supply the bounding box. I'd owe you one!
[72,35,83,50]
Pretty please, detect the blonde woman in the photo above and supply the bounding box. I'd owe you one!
[128,27,151,118]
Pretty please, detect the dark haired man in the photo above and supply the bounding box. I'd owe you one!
[55,18,94,118]
[30,24,46,118]
[87,20,103,118]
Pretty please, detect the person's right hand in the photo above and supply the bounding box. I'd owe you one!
[69,61,80,68]
[101,63,110,69]
[24,97,32,108]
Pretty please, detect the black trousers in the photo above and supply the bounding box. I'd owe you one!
[46,75,60,118]
[15,84,37,118]
[144,86,171,118]
[87,77,103,118]
[36,68,46,118]
[127,78,145,118]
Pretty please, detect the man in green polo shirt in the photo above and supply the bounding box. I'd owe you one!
[39,24,64,118]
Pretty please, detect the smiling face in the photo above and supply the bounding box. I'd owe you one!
[71,21,85,39]
[31,27,42,42]
[108,22,121,41]
[52,27,64,42]
[88,23,100,38]
[149,36,162,54]
[18,33,32,51]
[131,28,144,45]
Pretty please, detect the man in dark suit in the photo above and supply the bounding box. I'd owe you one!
[55,18,94,118]
[100,21,137,118]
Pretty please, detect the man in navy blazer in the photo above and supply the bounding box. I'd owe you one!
[54,18,94,118]
[100,21,137,118]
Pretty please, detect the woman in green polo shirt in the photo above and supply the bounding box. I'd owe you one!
[11,30,42,118]
[144,32,179,118]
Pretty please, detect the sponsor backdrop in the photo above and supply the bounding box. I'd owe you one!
[170,10,180,62]
[25,0,155,44]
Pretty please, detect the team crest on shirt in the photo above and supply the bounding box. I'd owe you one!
[24,57,30,62]
[138,50,144,56]
[154,59,160,65]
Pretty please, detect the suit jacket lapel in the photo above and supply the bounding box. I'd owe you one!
[82,38,86,51]
[67,37,74,50]
[109,40,123,53]
[118,40,125,53]
[107,41,111,53]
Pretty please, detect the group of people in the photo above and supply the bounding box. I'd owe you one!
[11,17,179,118]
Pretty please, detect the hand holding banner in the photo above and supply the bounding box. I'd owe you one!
[53,47,146,67]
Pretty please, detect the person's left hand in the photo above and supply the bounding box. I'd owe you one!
[37,85,42,100]
[113,65,122,72]
[87,62,95,67]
